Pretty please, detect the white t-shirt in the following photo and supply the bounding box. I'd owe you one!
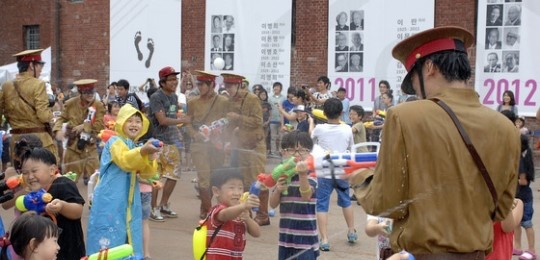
[311,123,354,152]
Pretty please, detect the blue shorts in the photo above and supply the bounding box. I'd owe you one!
[316,178,351,212]
[141,192,152,220]
[521,201,534,228]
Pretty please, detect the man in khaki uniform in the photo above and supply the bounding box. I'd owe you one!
[53,79,105,183]
[0,49,58,163]
[186,71,229,219]
[222,73,269,226]
[353,27,520,259]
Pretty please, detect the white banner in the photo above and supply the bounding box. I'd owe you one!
[205,0,292,90]
[110,0,181,102]
[327,0,434,110]
[476,0,539,116]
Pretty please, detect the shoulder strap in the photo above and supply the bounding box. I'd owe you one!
[430,98,498,220]
[199,207,223,260]
[13,81,37,112]
[200,94,219,124]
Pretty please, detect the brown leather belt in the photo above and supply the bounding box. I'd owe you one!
[415,251,485,260]
[10,127,48,135]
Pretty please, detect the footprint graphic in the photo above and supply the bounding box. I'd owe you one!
[134,31,143,61]
[145,38,154,68]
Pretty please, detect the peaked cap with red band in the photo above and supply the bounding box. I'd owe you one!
[193,70,218,82]
[13,49,45,64]
[392,26,474,95]
[73,79,98,90]
[221,73,245,84]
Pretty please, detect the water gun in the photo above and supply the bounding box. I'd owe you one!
[98,129,117,143]
[78,106,97,150]
[150,139,163,148]
[15,188,53,214]
[0,174,22,204]
[307,144,378,178]
[64,171,78,182]
[240,175,265,211]
[311,108,345,124]
[199,118,229,142]
[259,157,297,195]
[80,244,134,260]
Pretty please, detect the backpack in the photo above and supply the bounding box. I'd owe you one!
[192,210,223,260]
[128,93,145,113]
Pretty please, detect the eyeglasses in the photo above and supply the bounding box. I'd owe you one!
[281,148,311,156]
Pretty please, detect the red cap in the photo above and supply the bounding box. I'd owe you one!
[220,73,245,84]
[13,49,44,63]
[159,66,180,79]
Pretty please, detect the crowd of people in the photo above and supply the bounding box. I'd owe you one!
[0,25,538,260]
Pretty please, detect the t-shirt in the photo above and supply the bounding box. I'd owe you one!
[278,175,319,254]
[311,123,354,152]
[48,176,86,260]
[352,122,368,152]
[340,98,351,124]
[282,99,295,124]
[206,204,247,260]
[486,222,513,260]
[367,215,391,260]
[296,119,309,133]
[312,92,332,110]
[149,89,181,145]
[268,94,286,122]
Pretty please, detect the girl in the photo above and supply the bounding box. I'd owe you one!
[496,90,518,115]
[515,117,529,136]
[19,148,86,259]
[0,211,60,260]
[103,101,120,130]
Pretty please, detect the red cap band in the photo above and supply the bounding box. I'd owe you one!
[223,78,243,84]
[404,38,461,71]
[196,76,215,82]
[77,84,95,90]
[19,54,42,62]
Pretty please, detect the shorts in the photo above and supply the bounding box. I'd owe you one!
[141,192,152,220]
[158,142,182,180]
[316,178,351,212]
[521,201,534,228]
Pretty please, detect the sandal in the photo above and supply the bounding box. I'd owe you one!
[319,242,330,251]
[514,249,524,256]
[520,250,537,260]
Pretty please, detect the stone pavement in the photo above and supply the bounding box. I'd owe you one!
[2,165,539,259]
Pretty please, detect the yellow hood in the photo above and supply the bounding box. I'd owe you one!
[114,105,149,141]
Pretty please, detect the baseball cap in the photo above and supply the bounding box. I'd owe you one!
[392,26,474,95]
[293,105,307,112]
[159,66,180,80]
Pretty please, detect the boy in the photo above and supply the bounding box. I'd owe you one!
[293,105,310,133]
[309,98,357,251]
[349,105,368,153]
[206,168,261,259]
[269,131,319,259]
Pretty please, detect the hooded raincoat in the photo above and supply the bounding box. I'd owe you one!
[86,105,157,257]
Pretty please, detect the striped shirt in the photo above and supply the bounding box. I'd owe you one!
[206,204,247,260]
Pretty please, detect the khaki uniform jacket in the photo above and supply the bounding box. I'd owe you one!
[53,97,106,152]
[228,91,265,149]
[357,88,519,254]
[0,72,55,148]
[186,93,229,140]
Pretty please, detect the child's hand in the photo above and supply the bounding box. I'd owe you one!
[140,140,161,156]
[243,194,260,210]
[275,176,289,192]
[152,180,163,190]
[46,199,64,215]
[377,221,391,236]
[296,161,309,175]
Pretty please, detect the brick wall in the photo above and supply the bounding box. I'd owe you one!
[181,0,206,72]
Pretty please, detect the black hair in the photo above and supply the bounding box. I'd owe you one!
[502,90,516,106]
[272,82,283,91]
[317,76,331,89]
[323,98,343,120]
[383,91,394,101]
[337,87,346,93]
[515,117,525,126]
[405,96,419,102]
[20,148,57,169]
[379,80,391,89]
[13,135,43,171]
[116,79,130,90]
[257,88,268,102]
[500,110,517,123]
[1,211,59,260]
[210,168,244,188]
[349,105,365,119]
[286,86,297,95]
[17,61,30,73]
[281,131,313,150]
[519,134,535,182]
[417,50,471,84]
[107,100,120,114]
[294,88,307,102]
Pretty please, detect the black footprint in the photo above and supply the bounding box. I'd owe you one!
[145,38,154,68]
[134,31,143,61]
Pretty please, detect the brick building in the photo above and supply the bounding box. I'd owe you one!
[0,0,538,152]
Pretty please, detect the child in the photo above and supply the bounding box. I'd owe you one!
[365,215,393,259]
[487,198,523,260]
[19,147,86,259]
[514,134,536,260]
[86,105,160,258]
[293,105,310,133]
[139,173,162,258]
[0,211,60,260]
[259,89,272,155]
[309,98,357,251]
[269,131,319,259]
[103,100,120,130]
[206,167,261,259]
[349,105,368,153]
[515,116,529,136]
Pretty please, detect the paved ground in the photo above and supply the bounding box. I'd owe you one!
[2,162,539,259]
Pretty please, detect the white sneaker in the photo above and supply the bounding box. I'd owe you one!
[160,203,178,218]
[150,207,164,222]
